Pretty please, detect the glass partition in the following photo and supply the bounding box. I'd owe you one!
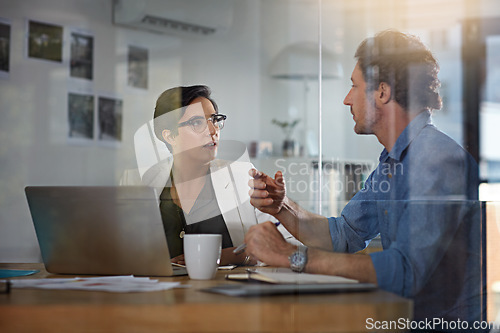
[0,0,499,324]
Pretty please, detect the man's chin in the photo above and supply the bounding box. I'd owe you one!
[354,126,372,135]
[354,125,363,134]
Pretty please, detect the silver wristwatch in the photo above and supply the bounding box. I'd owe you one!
[289,245,308,272]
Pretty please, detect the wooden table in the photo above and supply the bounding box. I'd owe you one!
[0,263,412,332]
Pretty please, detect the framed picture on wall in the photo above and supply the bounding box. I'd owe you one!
[0,18,11,78]
[97,95,123,144]
[68,92,94,143]
[127,45,148,89]
[70,30,93,80]
[27,20,63,62]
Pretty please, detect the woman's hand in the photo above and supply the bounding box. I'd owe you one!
[172,247,258,266]
[171,254,185,265]
[220,247,257,266]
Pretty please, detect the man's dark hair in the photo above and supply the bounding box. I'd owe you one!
[153,85,218,148]
[355,29,442,112]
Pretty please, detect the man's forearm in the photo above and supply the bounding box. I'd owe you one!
[306,248,378,284]
[275,196,333,251]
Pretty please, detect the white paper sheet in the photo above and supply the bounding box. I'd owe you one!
[10,275,181,293]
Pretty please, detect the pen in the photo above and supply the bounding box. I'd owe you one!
[233,222,281,255]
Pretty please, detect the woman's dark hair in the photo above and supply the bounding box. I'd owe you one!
[153,85,218,145]
[355,29,442,112]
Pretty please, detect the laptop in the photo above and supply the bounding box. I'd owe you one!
[25,186,187,277]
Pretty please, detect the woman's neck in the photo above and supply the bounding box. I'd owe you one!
[170,159,210,214]
[171,157,210,184]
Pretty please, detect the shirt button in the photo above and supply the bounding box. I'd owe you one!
[388,173,393,179]
[384,210,388,215]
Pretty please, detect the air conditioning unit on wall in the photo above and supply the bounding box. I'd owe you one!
[113,0,234,37]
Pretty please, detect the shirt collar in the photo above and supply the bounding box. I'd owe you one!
[379,110,433,163]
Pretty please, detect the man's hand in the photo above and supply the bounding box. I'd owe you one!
[248,169,286,216]
[244,221,295,267]
[245,222,377,284]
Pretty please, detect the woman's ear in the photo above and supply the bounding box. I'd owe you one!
[162,129,176,146]
[377,82,392,104]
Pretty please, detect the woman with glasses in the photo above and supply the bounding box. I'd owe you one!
[149,85,289,266]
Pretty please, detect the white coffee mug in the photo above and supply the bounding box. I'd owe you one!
[183,234,221,280]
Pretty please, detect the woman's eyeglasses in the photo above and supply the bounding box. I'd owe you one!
[177,114,227,133]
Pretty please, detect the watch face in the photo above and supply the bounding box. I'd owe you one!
[291,252,306,266]
[290,251,306,271]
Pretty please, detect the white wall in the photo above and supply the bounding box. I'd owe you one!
[257,0,381,162]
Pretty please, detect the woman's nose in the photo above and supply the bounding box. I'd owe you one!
[207,119,217,135]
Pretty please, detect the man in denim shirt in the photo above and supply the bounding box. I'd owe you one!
[245,30,482,325]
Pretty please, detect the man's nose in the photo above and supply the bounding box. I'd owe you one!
[343,91,351,105]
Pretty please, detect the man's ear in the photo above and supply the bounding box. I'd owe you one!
[377,82,392,104]
[162,129,176,146]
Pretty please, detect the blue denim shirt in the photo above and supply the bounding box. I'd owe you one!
[328,111,482,322]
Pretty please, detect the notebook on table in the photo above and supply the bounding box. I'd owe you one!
[206,267,377,296]
[202,282,376,297]
[25,186,187,277]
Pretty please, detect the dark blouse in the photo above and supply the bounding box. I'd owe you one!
[159,174,232,258]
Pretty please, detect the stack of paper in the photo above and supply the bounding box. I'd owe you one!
[9,275,182,293]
